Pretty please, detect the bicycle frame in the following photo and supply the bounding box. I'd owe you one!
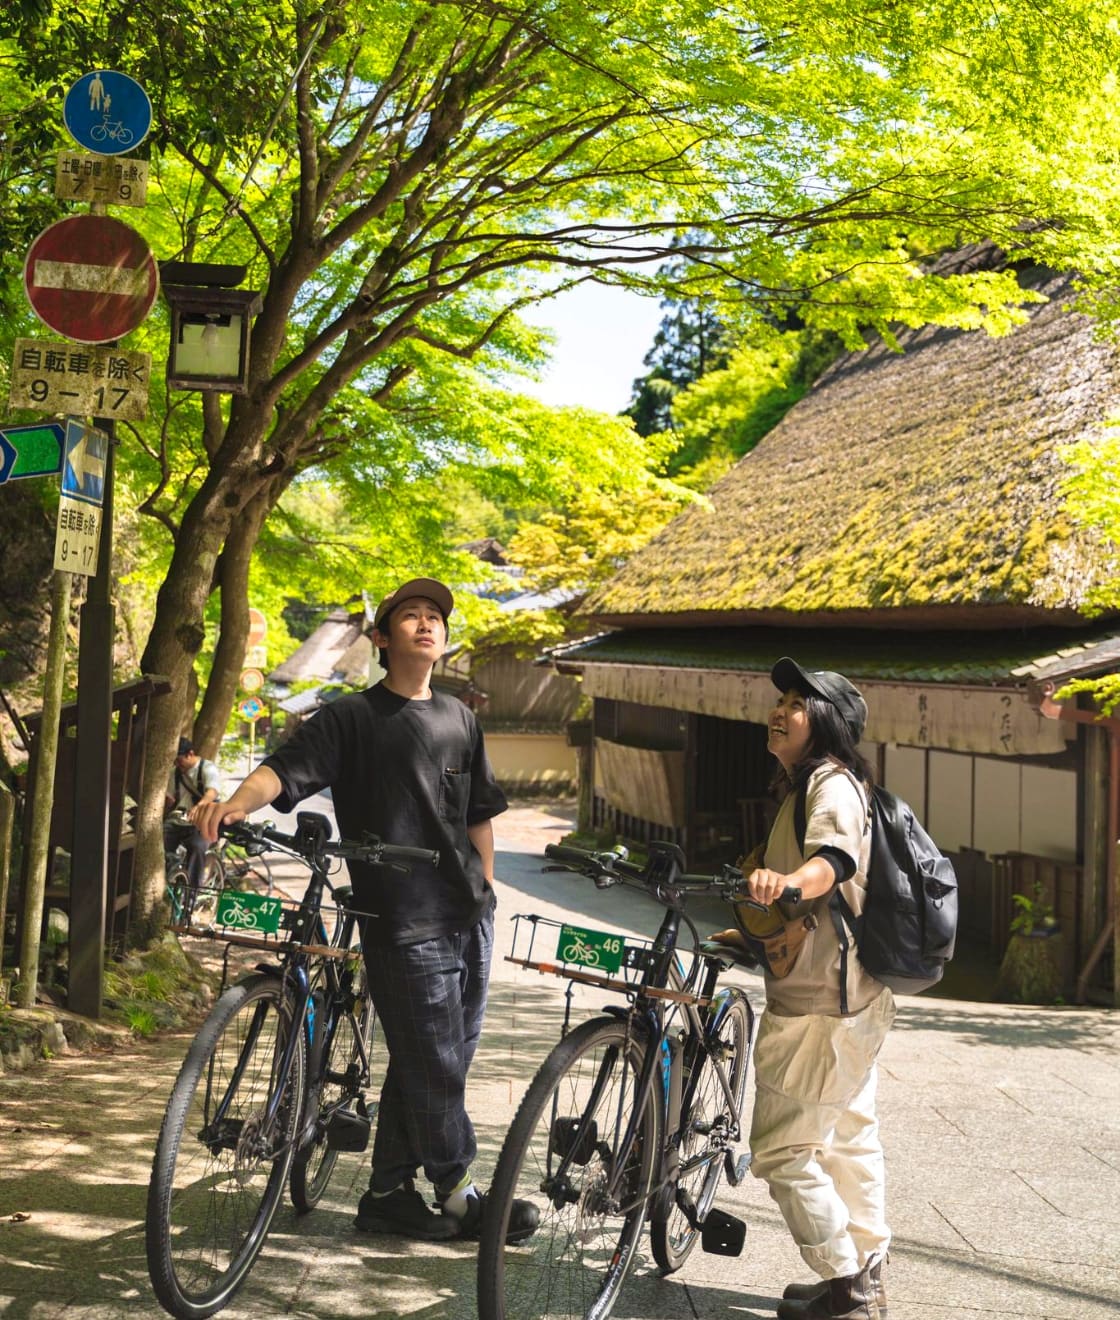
[536,842,763,1230]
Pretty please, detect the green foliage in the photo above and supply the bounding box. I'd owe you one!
[8,0,1120,750]
[1009,883,1059,937]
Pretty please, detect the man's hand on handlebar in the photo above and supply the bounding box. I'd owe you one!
[190,798,247,843]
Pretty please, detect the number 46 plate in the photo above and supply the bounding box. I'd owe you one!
[556,924,624,973]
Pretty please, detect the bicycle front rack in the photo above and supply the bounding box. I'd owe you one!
[506,913,710,1007]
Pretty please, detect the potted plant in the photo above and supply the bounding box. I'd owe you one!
[998,882,1064,1003]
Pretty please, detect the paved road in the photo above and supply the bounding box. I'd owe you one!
[2,800,1119,1318]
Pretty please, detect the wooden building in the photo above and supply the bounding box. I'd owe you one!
[552,248,1120,1001]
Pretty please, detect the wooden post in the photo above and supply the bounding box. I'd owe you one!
[17,569,72,1008]
[1114,839,1120,1009]
[0,781,13,978]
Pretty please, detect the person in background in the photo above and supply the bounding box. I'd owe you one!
[164,736,222,891]
[713,658,892,1320]
[191,577,537,1245]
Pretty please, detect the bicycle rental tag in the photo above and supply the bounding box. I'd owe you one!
[215,890,283,935]
[556,924,625,974]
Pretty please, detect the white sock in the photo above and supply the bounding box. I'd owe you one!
[441,1176,480,1219]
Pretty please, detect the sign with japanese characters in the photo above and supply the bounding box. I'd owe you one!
[55,151,149,207]
[54,498,102,576]
[8,338,150,420]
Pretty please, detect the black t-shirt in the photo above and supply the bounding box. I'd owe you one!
[262,684,508,945]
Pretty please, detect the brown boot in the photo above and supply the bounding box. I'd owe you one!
[776,1262,879,1319]
[783,1259,887,1317]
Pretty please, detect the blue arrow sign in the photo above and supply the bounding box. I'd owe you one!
[62,420,108,507]
[63,71,152,156]
[0,422,65,484]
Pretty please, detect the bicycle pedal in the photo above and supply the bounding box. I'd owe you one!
[700,1207,746,1256]
[326,1101,371,1153]
[723,1149,751,1186]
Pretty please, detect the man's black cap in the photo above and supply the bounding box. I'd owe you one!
[177,736,193,756]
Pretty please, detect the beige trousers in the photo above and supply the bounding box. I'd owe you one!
[749,988,896,1279]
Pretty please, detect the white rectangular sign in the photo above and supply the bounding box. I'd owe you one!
[8,338,150,420]
[54,151,149,206]
[54,494,102,576]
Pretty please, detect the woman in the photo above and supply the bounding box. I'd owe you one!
[715,657,893,1320]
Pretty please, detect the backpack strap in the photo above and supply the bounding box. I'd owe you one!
[176,765,206,805]
[792,771,866,1016]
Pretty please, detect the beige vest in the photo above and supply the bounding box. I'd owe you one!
[763,760,884,1017]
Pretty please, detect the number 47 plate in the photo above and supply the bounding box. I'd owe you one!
[216,890,283,934]
[556,924,625,973]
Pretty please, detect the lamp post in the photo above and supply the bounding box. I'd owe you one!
[160,262,262,394]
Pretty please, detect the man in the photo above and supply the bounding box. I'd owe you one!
[192,577,537,1244]
[165,736,222,890]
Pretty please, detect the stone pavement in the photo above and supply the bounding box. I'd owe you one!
[1,799,1119,1318]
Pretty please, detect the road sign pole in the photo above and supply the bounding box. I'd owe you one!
[67,417,115,1018]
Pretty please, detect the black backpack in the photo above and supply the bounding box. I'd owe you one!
[795,778,958,1008]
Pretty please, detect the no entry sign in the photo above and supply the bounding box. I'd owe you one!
[23,215,159,344]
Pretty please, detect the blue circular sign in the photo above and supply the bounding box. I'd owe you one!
[63,70,152,156]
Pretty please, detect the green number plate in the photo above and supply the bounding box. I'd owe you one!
[215,890,283,934]
[556,924,625,973]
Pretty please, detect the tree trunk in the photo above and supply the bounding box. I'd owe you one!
[132,475,250,933]
[193,484,281,760]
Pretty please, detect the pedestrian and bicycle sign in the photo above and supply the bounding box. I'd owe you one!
[54,421,107,576]
[24,215,159,344]
[62,70,152,156]
[0,422,65,484]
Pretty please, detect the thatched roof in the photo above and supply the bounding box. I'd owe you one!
[268,609,372,685]
[585,256,1120,630]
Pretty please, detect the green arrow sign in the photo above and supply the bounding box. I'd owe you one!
[0,422,65,484]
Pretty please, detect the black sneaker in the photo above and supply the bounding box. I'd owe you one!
[452,1190,540,1244]
[355,1186,459,1241]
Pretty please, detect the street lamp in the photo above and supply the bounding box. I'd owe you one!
[161,261,262,394]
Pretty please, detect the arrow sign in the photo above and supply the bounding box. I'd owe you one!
[62,420,108,506]
[0,422,65,484]
[24,215,159,344]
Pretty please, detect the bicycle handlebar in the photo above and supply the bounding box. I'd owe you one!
[543,842,801,910]
[222,817,439,871]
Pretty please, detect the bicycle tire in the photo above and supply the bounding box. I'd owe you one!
[289,960,375,1212]
[649,988,752,1274]
[146,973,307,1318]
[477,1015,660,1320]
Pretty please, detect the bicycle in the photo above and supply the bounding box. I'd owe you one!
[164,813,222,925]
[146,810,438,1319]
[477,838,800,1320]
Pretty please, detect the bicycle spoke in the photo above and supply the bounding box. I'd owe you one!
[479,1017,659,1320]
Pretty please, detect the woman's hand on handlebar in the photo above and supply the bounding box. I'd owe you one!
[741,866,798,907]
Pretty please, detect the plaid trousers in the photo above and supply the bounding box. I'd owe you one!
[364,907,494,1198]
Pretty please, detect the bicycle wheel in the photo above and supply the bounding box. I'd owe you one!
[649,988,752,1274]
[289,960,375,1212]
[478,1015,660,1320]
[146,973,307,1318]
